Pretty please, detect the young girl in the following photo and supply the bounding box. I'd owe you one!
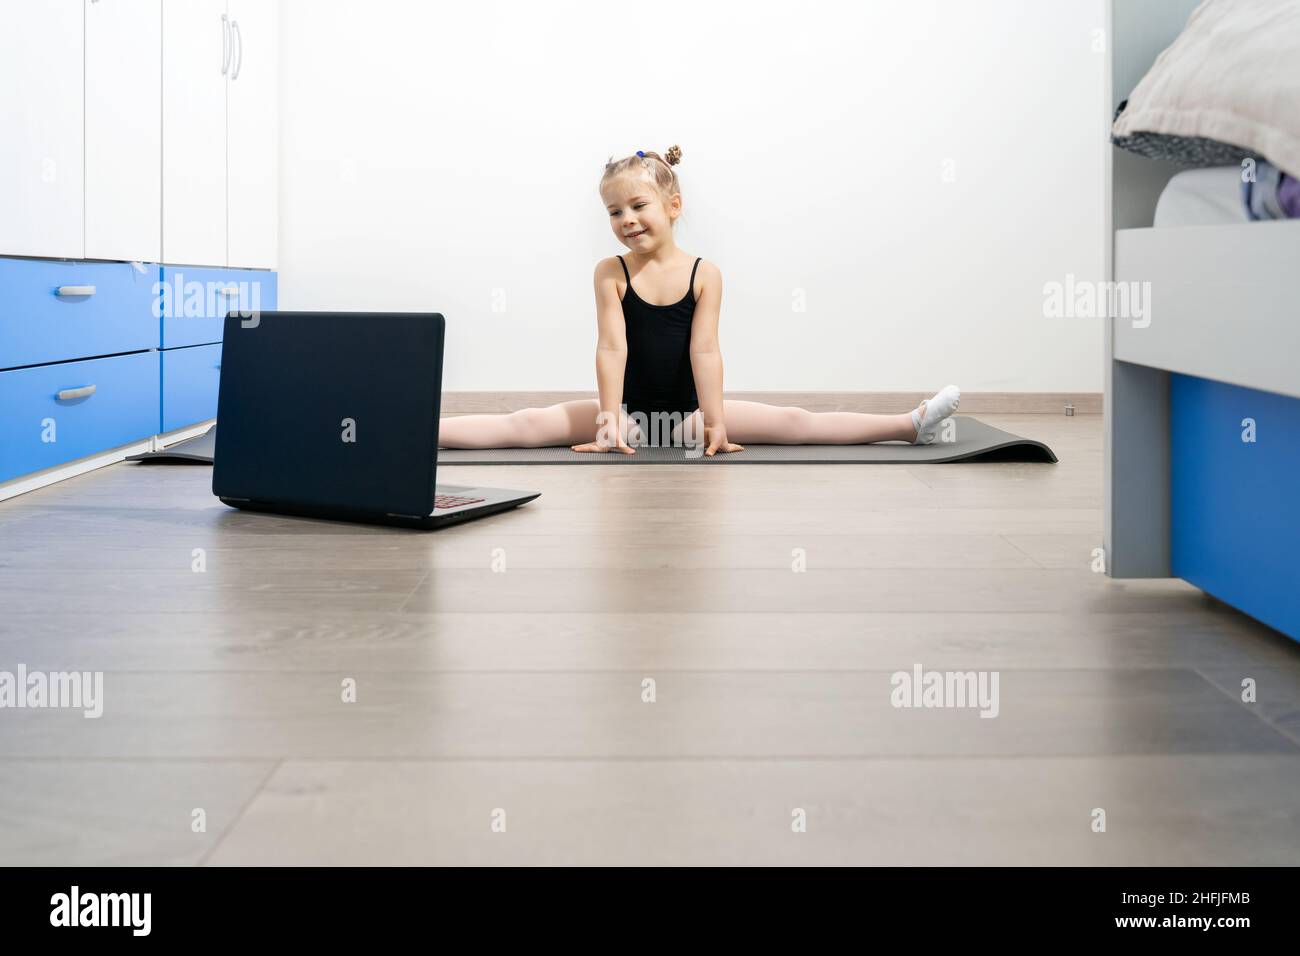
[438,145,960,455]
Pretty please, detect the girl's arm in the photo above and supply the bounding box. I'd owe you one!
[689,261,725,427]
[689,261,744,455]
[590,257,634,452]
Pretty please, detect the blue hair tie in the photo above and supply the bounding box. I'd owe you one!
[636,150,645,158]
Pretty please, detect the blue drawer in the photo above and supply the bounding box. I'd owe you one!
[1171,374,1300,640]
[0,258,161,370]
[160,267,277,348]
[161,343,222,432]
[0,351,160,483]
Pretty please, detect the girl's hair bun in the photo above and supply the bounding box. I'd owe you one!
[599,145,684,209]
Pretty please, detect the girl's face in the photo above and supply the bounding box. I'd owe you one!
[603,176,680,253]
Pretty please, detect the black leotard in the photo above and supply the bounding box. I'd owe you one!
[617,254,702,421]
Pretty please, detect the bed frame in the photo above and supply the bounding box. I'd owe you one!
[1106,0,1300,639]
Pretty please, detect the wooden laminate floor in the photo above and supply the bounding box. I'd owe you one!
[1,414,1298,866]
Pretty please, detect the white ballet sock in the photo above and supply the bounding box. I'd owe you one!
[911,385,961,445]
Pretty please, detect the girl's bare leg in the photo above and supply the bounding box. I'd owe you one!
[438,399,605,449]
[675,399,926,446]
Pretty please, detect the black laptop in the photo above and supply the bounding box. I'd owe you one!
[211,311,539,528]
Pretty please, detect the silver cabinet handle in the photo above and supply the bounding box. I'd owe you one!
[56,285,97,297]
[231,19,243,80]
[222,13,231,75]
[57,385,97,401]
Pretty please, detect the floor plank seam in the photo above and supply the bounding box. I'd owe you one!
[1190,667,1300,753]
[196,758,284,867]
[0,666,1279,675]
[393,569,433,614]
[996,535,1049,569]
[4,753,1296,764]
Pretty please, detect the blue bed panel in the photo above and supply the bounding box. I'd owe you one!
[161,342,222,433]
[0,351,160,483]
[0,258,161,370]
[1171,373,1300,640]
[160,267,277,349]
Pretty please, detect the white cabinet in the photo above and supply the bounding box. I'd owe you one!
[164,0,277,268]
[1,0,275,268]
[0,0,278,501]
[227,0,279,269]
[163,0,228,267]
[0,0,85,260]
[85,0,162,263]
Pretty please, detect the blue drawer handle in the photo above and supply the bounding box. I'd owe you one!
[56,384,97,401]
[55,285,97,297]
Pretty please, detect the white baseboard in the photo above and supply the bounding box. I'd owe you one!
[0,419,215,504]
[155,420,215,450]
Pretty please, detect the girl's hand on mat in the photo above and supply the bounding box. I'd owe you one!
[571,437,636,455]
[703,424,745,456]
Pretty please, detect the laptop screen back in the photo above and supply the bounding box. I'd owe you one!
[212,311,444,516]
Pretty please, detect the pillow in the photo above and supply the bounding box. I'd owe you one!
[1110,0,1300,178]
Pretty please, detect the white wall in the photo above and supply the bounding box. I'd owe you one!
[278,0,1108,392]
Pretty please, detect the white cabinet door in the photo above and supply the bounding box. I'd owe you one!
[163,0,228,266]
[226,0,278,268]
[85,0,162,263]
[0,0,85,259]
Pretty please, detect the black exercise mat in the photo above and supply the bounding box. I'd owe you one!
[127,418,1056,465]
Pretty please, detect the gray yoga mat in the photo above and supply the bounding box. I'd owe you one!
[127,427,217,463]
[127,418,1057,465]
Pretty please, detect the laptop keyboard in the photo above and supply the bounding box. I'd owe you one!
[434,493,486,510]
